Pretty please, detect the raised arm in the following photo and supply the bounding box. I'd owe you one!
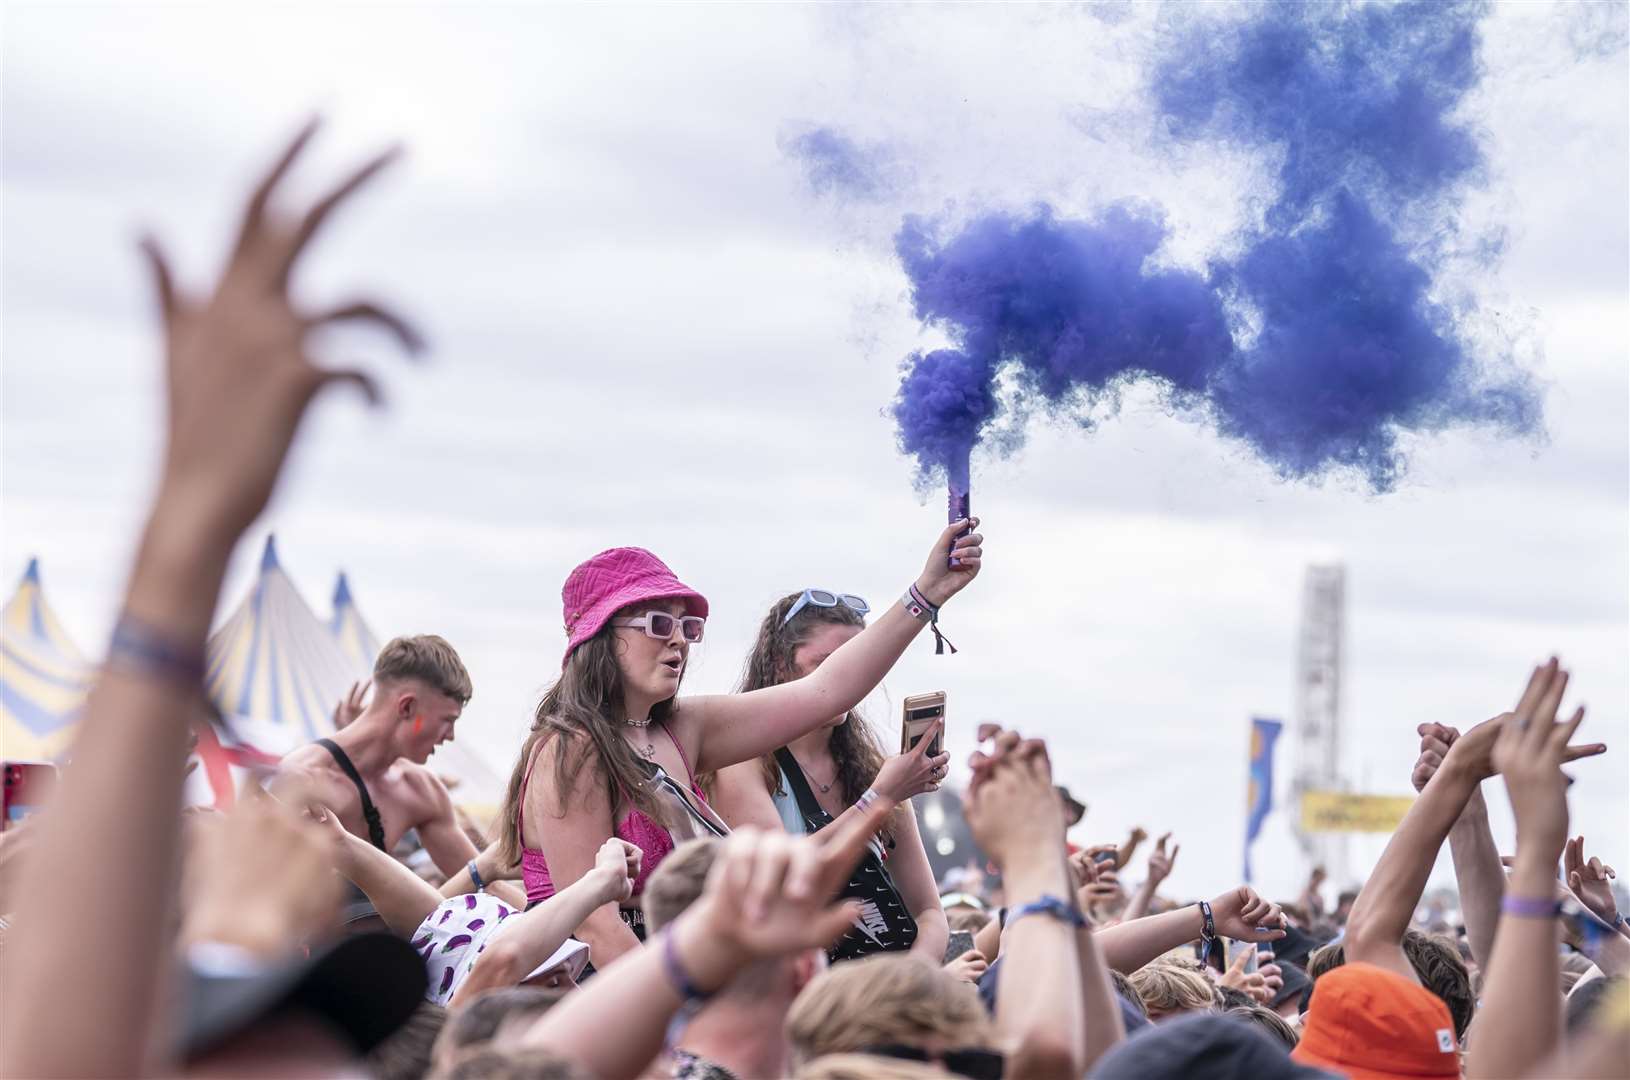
[1469,661,1600,1078]
[0,121,417,1079]
[1095,886,1285,974]
[683,521,983,774]
[1413,722,1505,969]
[964,731,1091,1079]
[1350,693,1604,983]
[1120,832,1176,923]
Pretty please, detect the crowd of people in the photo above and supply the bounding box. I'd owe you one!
[1,123,1626,1079]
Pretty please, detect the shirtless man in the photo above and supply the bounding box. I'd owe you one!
[276,634,477,877]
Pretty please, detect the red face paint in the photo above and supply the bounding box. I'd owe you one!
[413,716,424,736]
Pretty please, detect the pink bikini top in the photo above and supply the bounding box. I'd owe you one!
[518,724,709,907]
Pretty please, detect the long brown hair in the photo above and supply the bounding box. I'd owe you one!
[498,609,682,865]
[726,591,885,807]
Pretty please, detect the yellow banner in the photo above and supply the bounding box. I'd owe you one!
[1299,791,1415,833]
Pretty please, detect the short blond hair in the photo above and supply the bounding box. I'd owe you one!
[643,837,717,932]
[787,956,990,1067]
[374,635,473,705]
[1128,960,1216,1018]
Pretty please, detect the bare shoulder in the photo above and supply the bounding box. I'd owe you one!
[394,759,453,804]
[276,741,330,773]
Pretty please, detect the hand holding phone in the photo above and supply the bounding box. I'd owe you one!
[902,692,947,758]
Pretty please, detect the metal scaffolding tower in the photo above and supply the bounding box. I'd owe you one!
[1293,564,1349,885]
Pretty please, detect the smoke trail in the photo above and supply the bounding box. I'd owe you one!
[779,123,898,203]
[890,0,1541,493]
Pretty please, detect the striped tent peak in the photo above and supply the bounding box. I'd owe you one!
[2,627,93,761]
[206,535,356,742]
[330,571,382,676]
[2,560,93,761]
[2,557,88,665]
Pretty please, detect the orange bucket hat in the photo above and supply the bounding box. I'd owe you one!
[1292,962,1460,1080]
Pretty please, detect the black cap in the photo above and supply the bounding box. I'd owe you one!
[1089,1013,1338,1079]
[1269,923,1329,969]
[1271,960,1313,1010]
[177,932,427,1062]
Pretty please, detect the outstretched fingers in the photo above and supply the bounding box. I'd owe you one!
[308,300,426,357]
[282,145,403,280]
[1513,658,1558,723]
[237,117,320,259]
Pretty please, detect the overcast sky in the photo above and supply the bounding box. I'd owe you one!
[4,2,1626,902]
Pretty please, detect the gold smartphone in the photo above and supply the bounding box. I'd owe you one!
[901,691,946,757]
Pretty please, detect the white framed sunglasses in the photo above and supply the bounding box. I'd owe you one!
[781,589,870,627]
[610,612,706,643]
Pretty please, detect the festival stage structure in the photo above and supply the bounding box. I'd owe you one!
[0,559,93,761]
[1290,564,1350,885]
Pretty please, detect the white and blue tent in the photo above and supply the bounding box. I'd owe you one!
[0,559,93,761]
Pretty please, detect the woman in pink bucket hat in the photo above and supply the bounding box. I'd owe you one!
[496,517,984,972]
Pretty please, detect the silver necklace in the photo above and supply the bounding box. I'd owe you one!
[791,751,837,794]
[626,717,657,760]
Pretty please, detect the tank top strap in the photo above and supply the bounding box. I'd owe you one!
[517,740,545,850]
[660,722,703,795]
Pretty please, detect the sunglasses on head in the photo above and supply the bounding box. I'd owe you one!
[780,588,870,628]
[610,612,706,643]
[861,1044,1004,1080]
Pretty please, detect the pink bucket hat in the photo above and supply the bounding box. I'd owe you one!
[561,547,709,666]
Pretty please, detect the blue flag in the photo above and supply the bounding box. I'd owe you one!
[1244,717,1283,882]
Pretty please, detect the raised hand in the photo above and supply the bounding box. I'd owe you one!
[332,680,370,730]
[1146,833,1178,888]
[873,718,951,803]
[140,118,422,547]
[594,838,642,906]
[915,517,984,606]
[1564,836,1621,929]
[963,731,1059,871]
[1493,660,1593,866]
[1219,947,1270,1003]
[1210,885,1288,943]
[1412,722,1461,793]
[944,949,990,983]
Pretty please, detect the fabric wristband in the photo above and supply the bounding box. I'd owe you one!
[661,926,716,1006]
[856,787,883,812]
[107,615,206,686]
[1007,895,1087,930]
[467,860,486,892]
[1197,899,1218,963]
[903,584,958,656]
[1502,895,1564,919]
